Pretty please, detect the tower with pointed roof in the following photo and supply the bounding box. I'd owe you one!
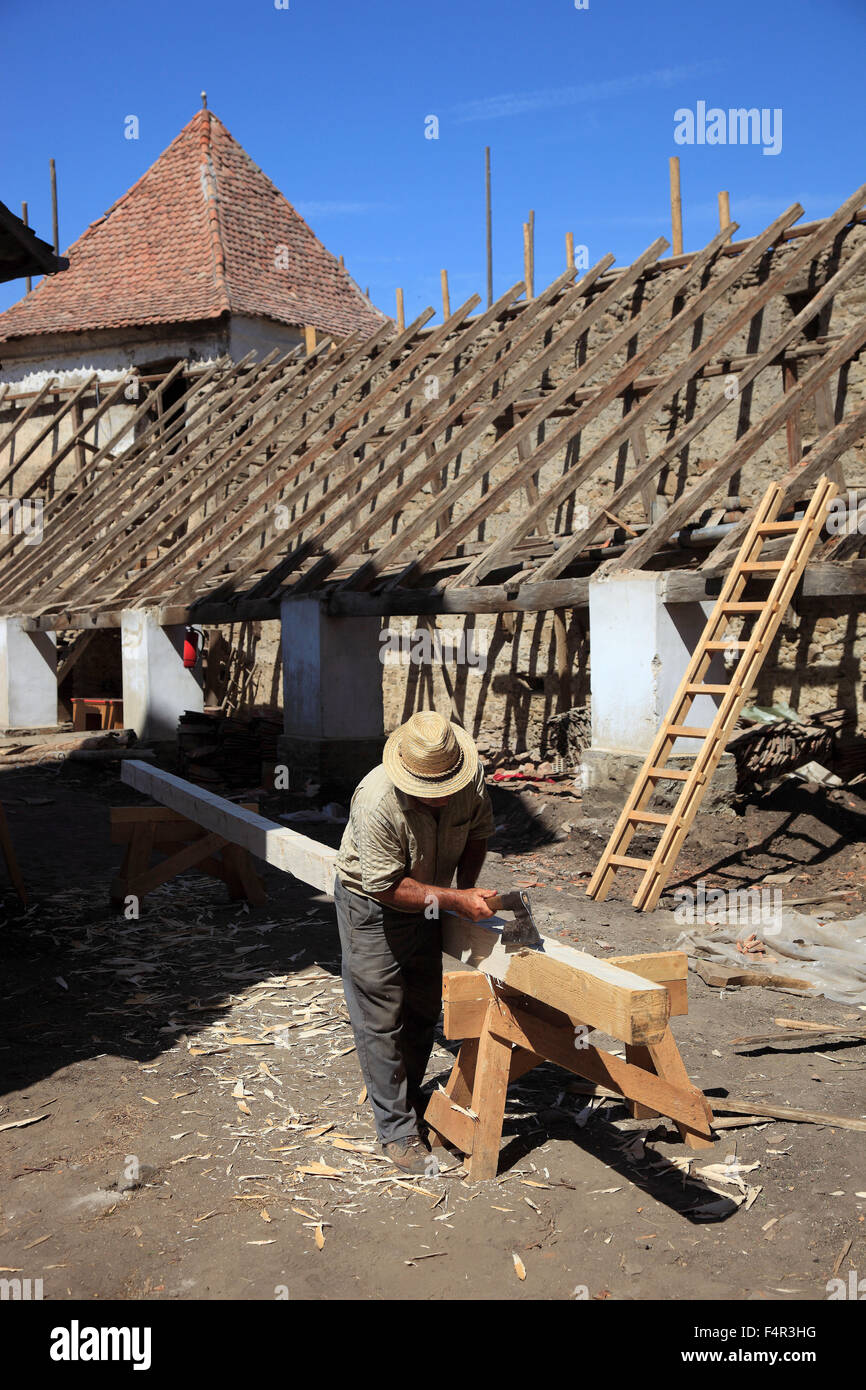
[0,107,385,387]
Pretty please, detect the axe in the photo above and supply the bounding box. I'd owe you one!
[485,890,544,950]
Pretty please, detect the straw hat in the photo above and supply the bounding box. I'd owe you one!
[383,711,479,798]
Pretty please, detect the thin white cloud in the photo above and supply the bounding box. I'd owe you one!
[451,63,716,124]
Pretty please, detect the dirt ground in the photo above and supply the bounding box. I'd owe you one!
[1,758,864,1303]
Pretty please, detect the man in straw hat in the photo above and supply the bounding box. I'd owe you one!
[334,710,498,1174]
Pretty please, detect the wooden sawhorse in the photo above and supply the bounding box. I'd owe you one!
[109,804,266,909]
[425,951,714,1180]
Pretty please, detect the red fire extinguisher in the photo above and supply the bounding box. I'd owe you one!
[183,626,201,669]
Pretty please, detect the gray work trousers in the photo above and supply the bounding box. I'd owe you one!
[334,875,443,1145]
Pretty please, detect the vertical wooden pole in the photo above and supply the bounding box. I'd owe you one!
[566,231,575,270]
[71,397,87,475]
[646,1027,714,1150]
[528,208,535,297]
[467,1008,512,1180]
[782,360,802,468]
[552,609,570,710]
[49,157,59,255]
[517,435,546,533]
[523,223,532,298]
[624,1044,658,1119]
[21,201,31,292]
[669,155,683,256]
[718,190,731,231]
[304,325,317,356]
[396,287,405,332]
[440,268,450,321]
[485,146,493,309]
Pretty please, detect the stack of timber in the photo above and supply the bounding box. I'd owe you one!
[177,708,282,790]
[726,707,849,790]
[0,728,144,766]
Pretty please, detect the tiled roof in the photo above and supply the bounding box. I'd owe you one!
[0,110,386,343]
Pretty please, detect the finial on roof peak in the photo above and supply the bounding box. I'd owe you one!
[201,91,208,110]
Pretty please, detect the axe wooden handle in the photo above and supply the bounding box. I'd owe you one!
[487,890,527,915]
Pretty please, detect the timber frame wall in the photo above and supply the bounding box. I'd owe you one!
[1,186,866,635]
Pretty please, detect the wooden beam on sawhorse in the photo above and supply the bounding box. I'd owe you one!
[425,953,713,1180]
[109,804,266,910]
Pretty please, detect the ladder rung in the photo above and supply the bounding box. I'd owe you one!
[666,725,710,738]
[647,766,689,780]
[739,561,784,572]
[720,602,765,612]
[756,520,802,533]
[608,854,653,869]
[685,683,729,694]
[626,811,672,825]
[705,640,748,650]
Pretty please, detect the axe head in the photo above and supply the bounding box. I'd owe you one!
[491,889,544,950]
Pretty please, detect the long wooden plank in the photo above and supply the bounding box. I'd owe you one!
[441,914,669,1044]
[712,1096,866,1132]
[121,760,338,893]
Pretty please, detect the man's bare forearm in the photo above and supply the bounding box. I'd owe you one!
[371,877,459,913]
[371,872,495,919]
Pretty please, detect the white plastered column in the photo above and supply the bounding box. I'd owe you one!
[121,608,203,741]
[0,618,57,730]
[581,570,734,805]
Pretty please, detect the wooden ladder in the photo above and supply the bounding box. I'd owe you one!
[587,475,837,912]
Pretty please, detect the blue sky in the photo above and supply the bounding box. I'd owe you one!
[1,0,864,320]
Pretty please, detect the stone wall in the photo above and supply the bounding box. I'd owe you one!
[236,595,865,766]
